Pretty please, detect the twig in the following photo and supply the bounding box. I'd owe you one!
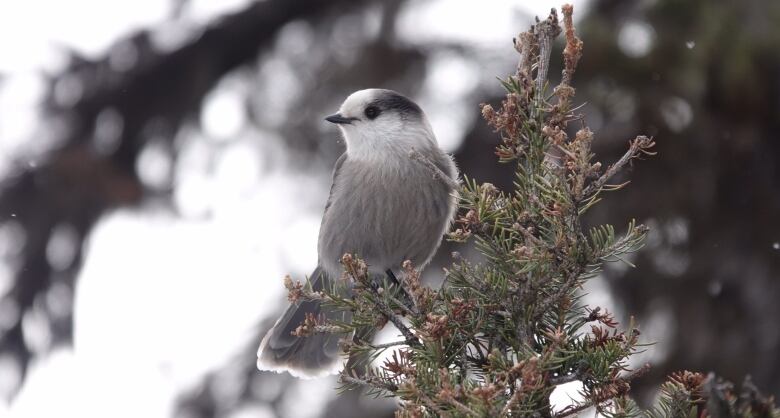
[532,264,586,325]
[312,324,352,334]
[534,9,562,94]
[386,269,419,315]
[367,279,421,348]
[555,399,610,418]
[581,136,655,198]
[341,254,421,348]
[387,294,416,316]
[409,149,460,191]
[371,340,408,349]
[341,374,399,392]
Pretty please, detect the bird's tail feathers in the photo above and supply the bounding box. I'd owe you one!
[256,267,348,378]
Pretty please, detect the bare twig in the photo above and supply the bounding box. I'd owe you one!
[385,269,420,315]
[367,279,421,348]
[555,399,608,418]
[387,294,416,316]
[371,340,408,350]
[313,324,351,334]
[534,9,562,94]
[409,149,460,191]
[581,136,656,198]
[341,374,399,392]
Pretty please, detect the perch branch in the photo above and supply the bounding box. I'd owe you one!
[366,279,421,348]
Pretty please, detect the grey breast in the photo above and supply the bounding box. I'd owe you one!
[317,149,456,277]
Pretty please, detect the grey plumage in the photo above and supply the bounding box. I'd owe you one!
[318,146,456,276]
[257,89,458,378]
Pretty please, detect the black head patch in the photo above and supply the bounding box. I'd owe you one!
[366,90,422,120]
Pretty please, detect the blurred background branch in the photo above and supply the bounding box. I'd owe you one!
[2,0,378,393]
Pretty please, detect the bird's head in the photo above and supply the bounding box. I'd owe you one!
[326,89,436,161]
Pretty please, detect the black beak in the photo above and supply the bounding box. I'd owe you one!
[325,113,356,125]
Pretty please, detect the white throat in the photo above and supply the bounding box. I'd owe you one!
[341,117,437,163]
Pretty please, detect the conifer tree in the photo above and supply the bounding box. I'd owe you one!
[282,5,780,417]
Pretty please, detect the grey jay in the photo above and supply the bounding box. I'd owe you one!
[256,88,458,378]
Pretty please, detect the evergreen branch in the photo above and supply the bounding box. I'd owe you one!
[581,136,655,199]
[369,280,421,348]
[533,264,586,325]
[387,294,416,316]
[312,6,770,417]
[517,223,547,248]
[385,269,417,313]
[552,363,651,418]
[341,254,421,348]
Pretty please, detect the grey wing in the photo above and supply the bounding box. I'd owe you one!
[322,153,347,216]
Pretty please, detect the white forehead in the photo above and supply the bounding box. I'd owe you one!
[339,89,382,115]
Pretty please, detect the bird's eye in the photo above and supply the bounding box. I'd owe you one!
[364,106,380,120]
